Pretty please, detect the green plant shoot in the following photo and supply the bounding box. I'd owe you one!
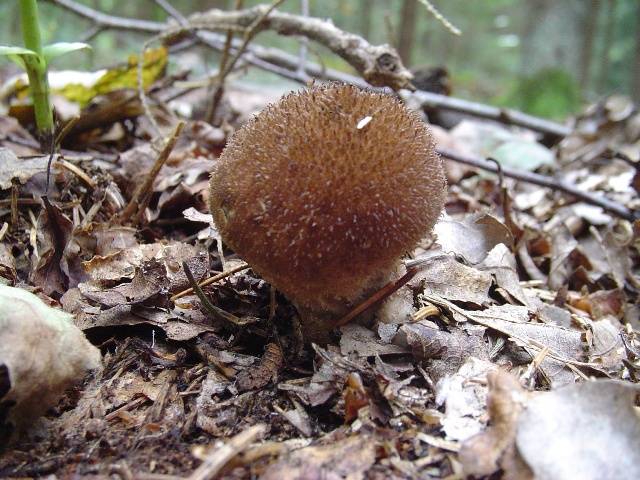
[0,0,90,142]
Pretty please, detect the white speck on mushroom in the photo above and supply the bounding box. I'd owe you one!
[356,116,372,129]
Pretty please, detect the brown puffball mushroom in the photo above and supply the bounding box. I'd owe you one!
[209,83,446,341]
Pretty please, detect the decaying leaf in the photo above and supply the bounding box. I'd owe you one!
[414,253,493,306]
[516,380,640,480]
[435,357,496,441]
[434,213,513,264]
[459,370,532,479]
[0,286,101,438]
[261,434,376,480]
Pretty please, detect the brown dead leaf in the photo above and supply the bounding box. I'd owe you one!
[414,254,492,306]
[30,198,75,296]
[481,243,531,307]
[394,321,489,383]
[261,434,376,480]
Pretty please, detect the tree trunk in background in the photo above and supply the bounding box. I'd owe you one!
[633,3,640,102]
[519,0,585,79]
[519,0,551,75]
[359,0,373,40]
[596,0,616,93]
[397,0,418,66]
[579,0,599,91]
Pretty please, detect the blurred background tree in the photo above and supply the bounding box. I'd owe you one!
[1,0,638,119]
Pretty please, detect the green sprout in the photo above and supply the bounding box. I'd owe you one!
[0,0,90,143]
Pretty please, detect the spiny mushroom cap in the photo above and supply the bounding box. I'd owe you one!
[209,84,446,307]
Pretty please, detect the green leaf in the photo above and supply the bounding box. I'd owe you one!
[0,45,38,69]
[491,140,555,172]
[42,42,91,65]
[0,45,38,56]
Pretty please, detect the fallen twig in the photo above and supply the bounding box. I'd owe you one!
[438,147,637,221]
[47,0,571,138]
[47,0,409,89]
[333,266,419,328]
[171,262,250,302]
[117,121,184,225]
[205,0,244,123]
[405,90,572,139]
[189,5,412,90]
[187,424,266,480]
[182,262,258,327]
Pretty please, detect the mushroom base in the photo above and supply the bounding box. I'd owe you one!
[291,263,406,344]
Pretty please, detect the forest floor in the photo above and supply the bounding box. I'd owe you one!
[0,59,639,479]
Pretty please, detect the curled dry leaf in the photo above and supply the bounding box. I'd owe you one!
[459,369,532,479]
[434,213,513,265]
[0,286,101,438]
[435,357,497,442]
[30,199,76,297]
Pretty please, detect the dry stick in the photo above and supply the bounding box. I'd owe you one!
[406,90,571,139]
[56,158,96,189]
[217,0,285,81]
[48,0,569,138]
[438,147,637,221]
[171,262,250,302]
[333,266,420,328]
[117,121,184,224]
[182,262,256,327]
[0,222,8,242]
[206,0,244,124]
[190,4,412,90]
[416,0,462,36]
[48,0,411,90]
[187,424,266,480]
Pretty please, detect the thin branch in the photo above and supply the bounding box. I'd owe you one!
[47,0,164,31]
[205,0,244,124]
[186,424,266,480]
[46,0,571,139]
[117,121,184,224]
[416,0,461,36]
[190,5,413,90]
[333,266,419,328]
[438,147,637,221]
[405,90,571,139]
[171,263,250,302]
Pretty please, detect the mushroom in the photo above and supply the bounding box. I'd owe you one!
[209,83,446,341]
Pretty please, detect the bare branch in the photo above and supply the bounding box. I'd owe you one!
[438,147,637,221]
[406,90,572,140]
[46,0,571,139]
[189,5,413,90]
